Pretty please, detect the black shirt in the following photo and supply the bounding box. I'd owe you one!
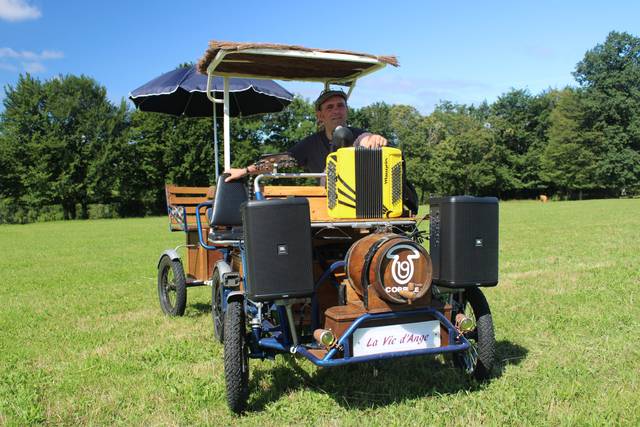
[288,127,366,172]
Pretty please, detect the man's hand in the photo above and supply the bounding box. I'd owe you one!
[356,133,388,148]
[224,167,247,182]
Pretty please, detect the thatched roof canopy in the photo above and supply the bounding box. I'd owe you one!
[197,41,398,83]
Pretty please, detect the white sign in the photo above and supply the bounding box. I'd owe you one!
[352,320,441,357]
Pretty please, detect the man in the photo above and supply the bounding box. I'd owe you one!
[224,89,388,181]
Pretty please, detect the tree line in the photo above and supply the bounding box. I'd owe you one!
[1,31,639,223]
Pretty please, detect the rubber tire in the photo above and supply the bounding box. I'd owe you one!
[223,299,249,414]
[211,269,224,343]
[157,256,187,316]
[454,287,495,381]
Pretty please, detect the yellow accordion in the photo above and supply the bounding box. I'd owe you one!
[326,147,404,219]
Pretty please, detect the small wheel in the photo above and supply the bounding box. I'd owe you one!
[157,256,187,316]
[224,299,249,413]
[211,269,224,343]
[453,287,495,380]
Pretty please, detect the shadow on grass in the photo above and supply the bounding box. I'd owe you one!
[494,340,528,375]
[186,302,211,317]
[245,339,527,412]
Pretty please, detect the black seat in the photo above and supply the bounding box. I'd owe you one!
[208,174,248,241]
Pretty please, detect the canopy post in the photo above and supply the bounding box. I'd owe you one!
[206,73,225,179]
[223,77,231,171]
[346,80,356,100]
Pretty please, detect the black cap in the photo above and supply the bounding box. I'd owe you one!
[315,90,348,111]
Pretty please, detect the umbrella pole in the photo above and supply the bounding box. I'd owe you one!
[223,77,231,172]
[213,99,219,180]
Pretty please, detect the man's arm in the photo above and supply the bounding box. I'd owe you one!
[224,164,260,182]
[225,149,302,182]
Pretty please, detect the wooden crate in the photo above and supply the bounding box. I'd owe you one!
[165,185,215,231]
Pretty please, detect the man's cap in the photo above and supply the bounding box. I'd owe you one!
[315,90,348,110]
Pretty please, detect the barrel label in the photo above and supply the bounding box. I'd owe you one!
[386,244,421,286]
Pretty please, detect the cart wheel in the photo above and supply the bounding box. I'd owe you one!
[224,299,249,413]
[453,287,495,381]
[157,256,187,316]
[211,269,224,343]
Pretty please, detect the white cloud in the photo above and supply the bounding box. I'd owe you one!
[0,47,63,74]
[0,0,41,22]
[0,47,64,60]
[0,47,20,58]
[23,61,45,73]
[41,50,64,60]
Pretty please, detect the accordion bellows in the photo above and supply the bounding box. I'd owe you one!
[326,147,403,219]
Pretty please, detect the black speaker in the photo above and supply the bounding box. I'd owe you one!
[429,196,499,288]
[242,198,314,301]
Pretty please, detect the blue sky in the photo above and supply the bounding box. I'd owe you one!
[1,0,639,113]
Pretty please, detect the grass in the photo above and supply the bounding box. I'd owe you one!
[1,199,639,425]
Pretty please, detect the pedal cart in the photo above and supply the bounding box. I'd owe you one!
[156,41,499,413]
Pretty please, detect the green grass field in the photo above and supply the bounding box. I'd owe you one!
[1,199,639,426]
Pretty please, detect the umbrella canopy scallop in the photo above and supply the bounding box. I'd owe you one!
[129,66,293,117]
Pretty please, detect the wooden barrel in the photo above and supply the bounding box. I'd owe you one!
[345,232,432,304]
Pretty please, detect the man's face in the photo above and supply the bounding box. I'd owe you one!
[316,95,348,134]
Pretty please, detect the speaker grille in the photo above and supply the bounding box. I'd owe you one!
[327,160,337,209]
[391,162,402,206]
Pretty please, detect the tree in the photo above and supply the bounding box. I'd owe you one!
[388,105,433,200]
[541,89,596,198]
[426,107,510,196]
[42,75,123,218]
[573,31,640,193]
[489,89,555,196]
[0,74,47,204]
[124,111,217,215]
[261,96,316,153]
[86,99,129,209]
[1,74,124,219]
[350,102,395,142]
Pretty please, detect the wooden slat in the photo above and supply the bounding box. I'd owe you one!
[263,185,326,197]
[170,220,210,231]
[165,185,215,194]
[181,206,206,214]
[168,196,213,205]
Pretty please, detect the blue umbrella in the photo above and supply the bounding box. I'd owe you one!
[129,65,293,117]
[129,66,293,177]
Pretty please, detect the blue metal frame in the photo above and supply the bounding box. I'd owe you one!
[194,201,220,250]
[293,307,469,367]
